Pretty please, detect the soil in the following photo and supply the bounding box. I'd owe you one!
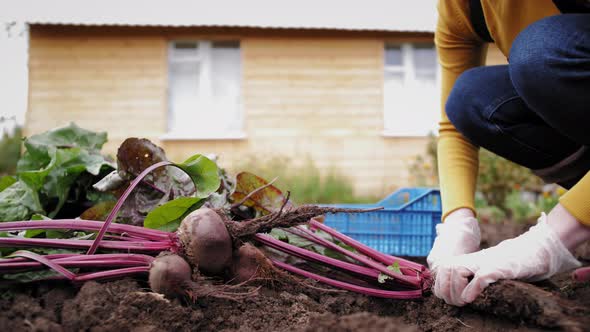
[0,222,588,332]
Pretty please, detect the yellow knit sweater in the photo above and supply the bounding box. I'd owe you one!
[436,0,590,226]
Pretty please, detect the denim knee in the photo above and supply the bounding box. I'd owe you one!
[445,68,487,142]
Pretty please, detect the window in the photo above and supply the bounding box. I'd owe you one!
[383,43,440,136]
[165,40,244,139]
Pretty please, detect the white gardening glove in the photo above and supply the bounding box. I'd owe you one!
[427,210,481,272]
[434,213,581,306]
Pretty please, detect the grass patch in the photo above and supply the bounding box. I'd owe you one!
[236,157,377,204]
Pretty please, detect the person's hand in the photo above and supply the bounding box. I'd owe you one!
[433,213,581,306]
[426,208,481,272]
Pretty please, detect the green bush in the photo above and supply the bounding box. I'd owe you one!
[409,134,544,212]
[408,132,438,187]
[237,157,377,204]
[477,149,543,210]
[0,123,22,176]
[502,189,560,224]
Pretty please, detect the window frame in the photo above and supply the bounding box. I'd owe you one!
[162,40,246,141]
[382,42,441,137]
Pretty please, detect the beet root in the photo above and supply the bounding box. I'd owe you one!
[187,275,259,302]
[226,205,381,241]
[149,253,258,302]
[230,243,281,284]
[229,242,326,292]
[177,208,232,275]
[149,253,193,299]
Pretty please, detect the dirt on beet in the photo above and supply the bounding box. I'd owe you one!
[0,222,588,332]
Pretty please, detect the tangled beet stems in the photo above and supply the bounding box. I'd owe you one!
[0,148,431,300]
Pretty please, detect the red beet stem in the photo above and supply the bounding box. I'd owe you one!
[287,227,417,276]
[74,266,150,282]
[0,259,149,272]
[573,266,590,282]
[0,253,73,263]
[254,234,380,279]
[10,250,76,280]
[59,253,154,263]
[309,219,426,272]
[0,253,154,264]
[87,161,173,255]
[0,237,173,252]
[271,260,423,299]
[290,226,421,286]
[0,219,171,241]
[0,254,154,283]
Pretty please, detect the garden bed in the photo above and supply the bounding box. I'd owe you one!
[2,126,589,331]
[1,221,588,332]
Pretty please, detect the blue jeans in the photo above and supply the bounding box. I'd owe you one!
[446,14,590,188]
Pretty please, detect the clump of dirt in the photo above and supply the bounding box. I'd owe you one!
[479,221,531,249]
[0,291,65,331]
[61,280,201,331]
[302,312,418,332]
[471,280,590,331]
[3,275,587,331]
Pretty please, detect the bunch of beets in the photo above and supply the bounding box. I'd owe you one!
[0,128,434,301]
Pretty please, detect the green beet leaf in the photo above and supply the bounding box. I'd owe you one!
[0,181,43,222]
[24,214,50,238]
[17,149,57,192]
[377,262,402,283]
[23,123,107,157]
[21,214,70,239]
[0,176,17,192]
[15,124,114,219]
[2,269,64,283]
[144,197,204,232]
[177,154,221,198]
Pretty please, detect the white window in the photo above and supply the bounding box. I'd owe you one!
[383,43,440,136]
[165,41,244,139]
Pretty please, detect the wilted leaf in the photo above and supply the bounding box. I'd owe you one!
[269,227,356,263]
[80,201,116,221]
[92,170,125,192]
[116,138,168,182]
[115,138,198,199]
[85,186,117,204]
[144,197,203,232]
[107,139,204,226]
[230,172,292,215]
[115,185,163,226]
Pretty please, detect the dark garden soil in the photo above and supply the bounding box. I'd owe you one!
[0,222,589,332]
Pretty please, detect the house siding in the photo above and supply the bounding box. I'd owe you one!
[27,29,168,153]
[26,26,438,198]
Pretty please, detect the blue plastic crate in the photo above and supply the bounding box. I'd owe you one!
[322,187,442,257]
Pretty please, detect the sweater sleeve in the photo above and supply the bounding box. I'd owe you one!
[560,172,590,227]
[435,0,488,221]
